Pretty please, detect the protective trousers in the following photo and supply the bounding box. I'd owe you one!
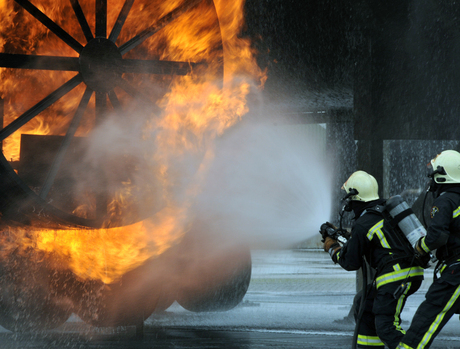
[397,265,460,349]
[355,280,422,349]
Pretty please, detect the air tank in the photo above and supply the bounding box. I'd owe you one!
[385,195,427,248]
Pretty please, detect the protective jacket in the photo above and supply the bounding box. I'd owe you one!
[419,186,460,263]
[332,199,424,290]
[396,186,460,349]
[330,199,424,349]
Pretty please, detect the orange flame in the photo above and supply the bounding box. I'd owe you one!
[0,0,265,283]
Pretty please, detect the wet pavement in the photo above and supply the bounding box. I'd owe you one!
[1,249,460,348]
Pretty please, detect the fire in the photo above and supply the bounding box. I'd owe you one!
[0,0,265,284]
[0,206,186,284]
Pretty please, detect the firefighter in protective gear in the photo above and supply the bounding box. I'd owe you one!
[397,150,460,349]
[321,170,424,349]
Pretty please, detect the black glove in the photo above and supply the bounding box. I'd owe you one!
[414,237,428,256]
[342,230,352,240]
[414,237,431,269]
[320,222,339,242]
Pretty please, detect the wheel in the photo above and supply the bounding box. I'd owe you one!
[174,224,252,312]
[59,248,179,327]
[0,0,223,228]
[176,247,252,312]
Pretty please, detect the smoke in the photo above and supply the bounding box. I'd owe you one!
[6,92,335,325]
[190,111,333,249]
[80,99,333,251]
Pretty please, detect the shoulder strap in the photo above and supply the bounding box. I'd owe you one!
[445,187,460,195]
[362,204,385,217]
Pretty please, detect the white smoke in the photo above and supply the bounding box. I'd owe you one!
[190,111,333,249]
[79,96,333,249]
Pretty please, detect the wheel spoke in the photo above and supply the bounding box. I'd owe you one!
[119,0,205,55]
[70,0,93,43]
[0,53,80,71]
[121,58,204,75]
[108,0,134,43]
[95,91,108,126]
[116,77,161,114]
[14,0,83,54]
[94,91,109,220]
[0,75,83,141]
[95,0,107,38]
[108,90,121,110]
[39,87,93,199]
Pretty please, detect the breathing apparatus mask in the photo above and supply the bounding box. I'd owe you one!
[338,188,359,231]
[427,164,447,195]
[342,188,359,212]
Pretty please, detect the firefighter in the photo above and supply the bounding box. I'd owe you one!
[321,170,424,349]
[397,150,460,349]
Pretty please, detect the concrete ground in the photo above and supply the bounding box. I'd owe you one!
[0,249,459,348]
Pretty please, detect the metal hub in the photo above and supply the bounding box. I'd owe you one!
[79,38,122,93]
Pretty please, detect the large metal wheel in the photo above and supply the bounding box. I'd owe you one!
[0,0,224,331]
[0,0,223,228]
[176,249,251,312]
[174,222,252,312]
[53,252,172,327]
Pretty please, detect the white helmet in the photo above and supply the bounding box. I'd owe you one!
[430,150,460,184]
[342,170,379,202]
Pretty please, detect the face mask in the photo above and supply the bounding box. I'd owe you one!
[341,188,358,212]
[427,165,446,198]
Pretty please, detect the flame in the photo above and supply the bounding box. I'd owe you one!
[0,0,265,283]
[0,206,187,284]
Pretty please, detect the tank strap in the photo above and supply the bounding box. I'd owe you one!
[387,208,413,229]
[370,204,422,269]
[362,204,385,216]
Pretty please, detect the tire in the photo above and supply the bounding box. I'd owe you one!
[176,247,252,312]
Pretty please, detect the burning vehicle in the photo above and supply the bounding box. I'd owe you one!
[0,0,264,331]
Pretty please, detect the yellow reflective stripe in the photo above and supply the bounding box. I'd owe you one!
[396,343,414,349]
[394,282,412,334]
[418,284,460,348]
[376,267,424,289]
[357,334,384,346]
[420,237,430,253]
[394,263,401,271]
[336,251,341,261]
[441,259,460,275]
[366,220,391,248]
[453,206,460,218]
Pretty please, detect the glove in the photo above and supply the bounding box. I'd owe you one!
[414,237,428,256]
[323,236,341,257]
[320,222,339,242]
[342,229,352,240]
[414,237,431,269]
